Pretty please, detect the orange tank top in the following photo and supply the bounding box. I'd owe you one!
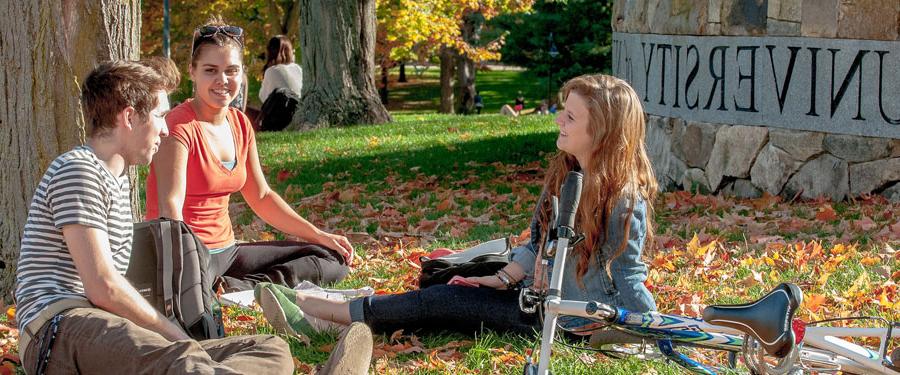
[145,100,255,249]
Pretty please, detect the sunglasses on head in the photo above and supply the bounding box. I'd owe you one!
[192,25,244,51]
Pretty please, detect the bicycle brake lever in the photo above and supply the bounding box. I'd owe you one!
[569,233,585,247]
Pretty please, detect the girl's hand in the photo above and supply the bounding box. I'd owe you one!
[313,231,355,266]
[465,276,506,290]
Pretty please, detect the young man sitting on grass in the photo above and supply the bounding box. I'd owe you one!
[14,58,294,375]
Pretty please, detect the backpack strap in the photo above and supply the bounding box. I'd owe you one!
[157,220,176,321]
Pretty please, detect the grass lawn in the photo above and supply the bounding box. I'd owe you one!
[376,65,555,115]
[215,113,897,374]
[2,72,897,374]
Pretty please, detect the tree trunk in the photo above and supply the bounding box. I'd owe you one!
[0,0,141,302]
[456,55,476,115]
[267,0,301,42]
[455,12,482,115]
[398,62,406,82]
[379,64,389,105]
[291,0,391,129]
[439,46,455,114]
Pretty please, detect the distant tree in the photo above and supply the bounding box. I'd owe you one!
[492,0,613,97]
[292,0,391,128]
[374,0,532,113]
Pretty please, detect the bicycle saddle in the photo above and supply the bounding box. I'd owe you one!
[702,283,803,358]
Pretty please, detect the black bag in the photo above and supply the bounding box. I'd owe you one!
[418,238,511,288]
[125,218,225,340]
[257,87,301,132]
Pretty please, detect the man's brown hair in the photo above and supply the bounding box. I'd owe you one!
[81,58,180,136]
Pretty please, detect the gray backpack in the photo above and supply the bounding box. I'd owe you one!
[126,218,224,340]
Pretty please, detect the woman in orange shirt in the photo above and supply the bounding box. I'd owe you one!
[147,18,352,292]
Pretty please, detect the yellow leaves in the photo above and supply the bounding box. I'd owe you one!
[685,234,716,260]
[860,256,881,266]
[878,291,895,309]
[367,136,381,148]
[259,231,275,241]
[844,272,870,298]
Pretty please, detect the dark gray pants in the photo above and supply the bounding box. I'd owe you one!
[349,285,541,336]
[209,241,349,292]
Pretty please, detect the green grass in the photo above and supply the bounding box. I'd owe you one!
[216,113,899,374]
[384,66,556,114]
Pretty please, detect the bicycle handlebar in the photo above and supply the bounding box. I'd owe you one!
[556,171,583,237]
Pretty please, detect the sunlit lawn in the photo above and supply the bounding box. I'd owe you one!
[218,113,899,374]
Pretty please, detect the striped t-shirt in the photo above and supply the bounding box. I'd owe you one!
[15,146,133,331]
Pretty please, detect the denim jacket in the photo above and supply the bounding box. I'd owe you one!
[511,193,656,328]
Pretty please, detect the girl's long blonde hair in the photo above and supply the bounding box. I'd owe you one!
[537,74,658,285]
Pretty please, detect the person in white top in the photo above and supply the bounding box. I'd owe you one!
[259,35,302,103]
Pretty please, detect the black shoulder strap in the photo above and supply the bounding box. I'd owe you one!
[157,220,176,321]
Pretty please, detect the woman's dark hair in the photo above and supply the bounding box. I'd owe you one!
[190,16,244,67]
[263,35,294,73]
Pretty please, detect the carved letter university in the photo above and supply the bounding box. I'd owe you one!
[612,33,900,139]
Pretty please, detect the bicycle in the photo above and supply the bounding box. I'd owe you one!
[519,171,900,374]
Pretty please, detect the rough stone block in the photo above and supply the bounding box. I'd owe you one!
[783,154,849,201]
[648,0,709,35]
[646,116,676,190]
[613,0,627,31]
[892,139,900,158]
[672,120,718,168]
[705,125,769,190]
[707,22,722,34]
[729,179,763,198]
[709,0,721,23]
[721,0,768,36]
[769,0,801,21]
[882,182,900,202]
[623,0,650,33]
[682,168,711,193]
[668,156,688,191]
[837,0,898,41]
[750,143,802,194]
[849,157,900,196]
[801,0,839,38]
[768,129,824,162]
[823,134,893,163]
[767,19,801,36]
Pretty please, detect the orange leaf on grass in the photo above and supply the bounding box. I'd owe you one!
[805,294,828,313]
[815,205,838,222]
[235,314,254,322]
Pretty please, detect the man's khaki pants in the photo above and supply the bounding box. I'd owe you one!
[22,308,293,375]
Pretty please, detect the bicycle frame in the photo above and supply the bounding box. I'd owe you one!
[800,325,900,374]
[534,267,900,374]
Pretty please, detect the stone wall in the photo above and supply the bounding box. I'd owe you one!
[613,0,900,201]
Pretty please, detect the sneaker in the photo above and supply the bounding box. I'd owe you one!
[318,322,373,375]
[255,283,315,341]
[263,283,347,334]
[294,280,375,300]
